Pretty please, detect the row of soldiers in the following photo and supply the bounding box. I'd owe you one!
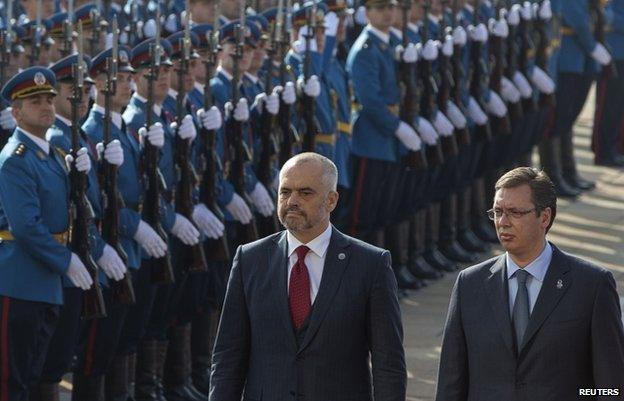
[0,0,621,400]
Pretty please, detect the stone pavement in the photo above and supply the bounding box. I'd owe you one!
[402,86,624,400]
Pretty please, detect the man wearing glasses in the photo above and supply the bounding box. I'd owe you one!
[435,167,624,401]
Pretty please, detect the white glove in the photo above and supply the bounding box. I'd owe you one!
[225,98,250,122]
[489,17,509,38]
[324,11,339,37]
[421,39,439,61]
[521,1,533,20]
[192,203,224,239]
[469,23,488,42]
[512,71,533,98]
[280,81,297,105]
[445,100,467,129]
[299,75,321,97]
[354,5,367,25]
[433,111,455,137]
[165,13,178,33]
[138,122,165,148]
[96,139,124,166]
[226,193,253,224]
[537,0,552,20]
[133,220,168,258]
[500,76,521,103]
[197,106,222,130]
[0,108,16,131]
[295,26,317,54]
[171,114,197,141]
[394,121,422,151]
[467,96,489,125]
[415,117,439,145]
[66,253,94,290]
[453,26,467,46]
[254,92,280,115]
[484,91,508,117]
[97,244,127,281]
[143,18,157,38]
[249,182,275,217]
[396,43,419,63]
[442,35,454,57]
[507,4,521,26]
[171,213,200,246]
[530,66,555,94]
[65,147,91,173]
[591,43,612,66]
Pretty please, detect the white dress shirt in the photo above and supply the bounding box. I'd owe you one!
[286,224,332,304]
[506,241,553,315]
[20,127,50,154]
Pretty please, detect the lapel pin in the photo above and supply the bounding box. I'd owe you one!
[338,253,346,260]
[556,279,563,290]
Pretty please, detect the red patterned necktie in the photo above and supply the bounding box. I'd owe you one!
[289,245,311,330]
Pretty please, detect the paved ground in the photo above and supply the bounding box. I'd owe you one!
[58,86,624,399]
[402,86,624,400]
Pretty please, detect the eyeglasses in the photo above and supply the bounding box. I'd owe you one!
[487,208,539,221]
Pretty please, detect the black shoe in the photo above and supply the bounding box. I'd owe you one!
[551,176,581,198]
[440,241,477,263]
[424,248,457,272]
[457,229,490,253]
[595,153,624,167]
[408,256,444,280]
[394,265,424,290]
[564,174,595,191]
[472,219,499,244]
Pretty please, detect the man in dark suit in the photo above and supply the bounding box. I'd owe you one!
[209,152,406,401]
[435,167,624,401]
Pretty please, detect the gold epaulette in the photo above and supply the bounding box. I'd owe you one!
[13,143,26,157]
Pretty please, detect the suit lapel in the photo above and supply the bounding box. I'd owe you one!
[483,255,515,355]
[268,232,298,351]
[297,228,351,354]
[519,245,572,354]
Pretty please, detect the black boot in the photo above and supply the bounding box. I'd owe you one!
[457,187,489,253]
[550,172,581,198]
[164,324,208,401]
[30,382,60,401]
[563,171,595,191]
[154,341,168,401]
[135,341,159,401]
[439,194,477,264]
[191,309,218,396]
[106,355,129,401]
[408,211,443,280]
[471,179,499,243]
[72,375,105,401]
[386,222,424,290]
[423,203,457,272]
[127,353,137,401]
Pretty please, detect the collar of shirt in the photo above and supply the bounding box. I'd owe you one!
[429,14,441,25]
[389,27,402,40]
[287,224,333,260]
[56,114,72,127]
[193,81,204,95]
[133,93,163,117]
[368,25,390,45]
[506,241,553,283]
[408,22,419,34]
[19,127,50,154]
[463,3,474,13]
[92,104,123,130]
[244,72,259,84]
[216,66,233,82]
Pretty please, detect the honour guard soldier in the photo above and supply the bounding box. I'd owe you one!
[0,67,93,401]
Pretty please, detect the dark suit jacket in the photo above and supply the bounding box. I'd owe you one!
[435,244,624,401]
[209,227,406,401]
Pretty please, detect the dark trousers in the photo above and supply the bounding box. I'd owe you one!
[39,288,83,383]
[592,60,624,161]
[0,296,59,401]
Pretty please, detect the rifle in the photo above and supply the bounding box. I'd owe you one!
[591,0,617,79]
[173,4,208,274]
[143,16,175,284]
[517,0,537,112]
[398,0,428,170]
[60,0,74,57]
[71,22,106,319]
[300,1,322,152]
[228,4,259,244]
[0,26,12,148]
[29,0,42,66]
[199,4,230,263]
[256,0,282,237]
[420,0,445,164]
[487,1,512,135]
[468,0,492,141]
[504,0,526,117]
[277,0,300,166]
[533,0,554,106]
[450,0,471,145]
[100,17,135,306]
[90,0,103,56]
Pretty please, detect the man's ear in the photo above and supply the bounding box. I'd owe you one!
[326,190,339,213]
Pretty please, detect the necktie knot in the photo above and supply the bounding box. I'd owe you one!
[516,269,529,284]
[295,245,310,261]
